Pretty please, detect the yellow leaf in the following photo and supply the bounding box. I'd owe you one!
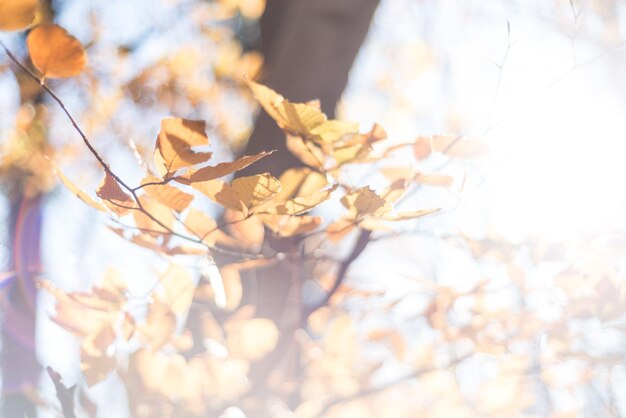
[177,151,272,183]
[139,300,177,350]
[184,208,240,248]
[260,214,321,237]
[159,263,195,315]
[225,317,279,361]
[0,0,39,31]
[154,118,212,176]
[223,209,265,250]
[27,23,87,78]
[195,173,281,214]
[276,167,328,201]
[192,179,247,213]
[141,175,193,212]
[247,80,358,143]
[232,173,281,210]
[286,135,325,169]
[51,161,109,212]
[96,172,134,215]
[269,184,337,215]
[132,195,175,234]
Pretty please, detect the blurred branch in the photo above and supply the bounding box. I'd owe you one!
[313,353,472,417]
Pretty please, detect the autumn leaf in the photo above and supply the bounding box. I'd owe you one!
[139,300,177,350]
[184,208,241,248]
[341,187,390,218]
[132,195,175,234]
[27,23,87,78]
[50,160,109,212]
[0,0,39,31]
[286,135,325,170]
[247,80,358,143]
[268,184,337,215]
[96,172,134,215]
[192,173,280,216]
[81,347,116,387]
[141,175,193,212]
[176,151,273,183]
[225,317,279,360]
[276,167,328,201]
[260,214,322,237]
[158,263,195,315]
[154,118,212,177]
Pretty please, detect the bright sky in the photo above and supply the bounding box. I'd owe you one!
[343,0,626,242]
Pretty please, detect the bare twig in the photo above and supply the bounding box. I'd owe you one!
[313,353,472,417]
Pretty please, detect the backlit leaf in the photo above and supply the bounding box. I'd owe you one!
[260,214,321,237]
[132,195,175,234]
[177,151,272,183]
[154,118,212,176]
[96,172,134,215]
[159,263,195,316]
[0,0,39,31]
[51,161,109,212]
[141,175,193,212]
[225,317,279,361]
[27,23,87,78]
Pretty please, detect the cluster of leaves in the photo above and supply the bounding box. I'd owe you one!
[6,2,626,418]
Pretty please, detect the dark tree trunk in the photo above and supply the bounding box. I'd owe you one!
[239,0,380,177]
[233,0,380,409]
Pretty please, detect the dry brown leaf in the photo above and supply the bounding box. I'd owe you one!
[96,172,134,215]
[341,187,390,218]
[27,23,87,78]
[0,0,39,31]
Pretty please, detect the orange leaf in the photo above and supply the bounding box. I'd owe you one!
[96,172,134,215]
[177,151,273,183]
[154,118,212,177]
[27,23,87,78]
[0,0,39,31]
[141,175,193,212]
